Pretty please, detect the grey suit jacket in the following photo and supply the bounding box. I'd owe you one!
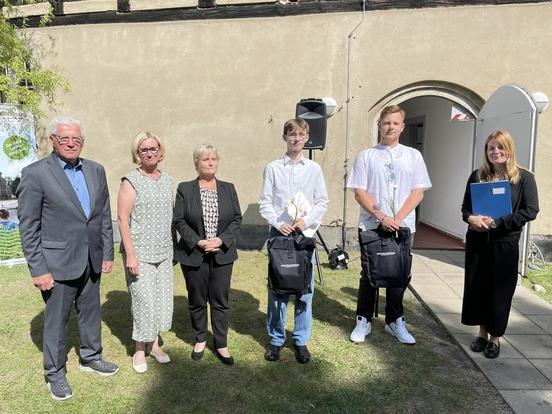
[17,153,114,281]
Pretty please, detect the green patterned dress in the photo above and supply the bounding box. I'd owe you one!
[121,169,174,343]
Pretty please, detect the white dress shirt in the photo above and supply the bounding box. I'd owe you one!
[259,154,329,233]
[347,143,431,233]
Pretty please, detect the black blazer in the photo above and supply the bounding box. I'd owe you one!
[461,168,539,242]
[174,178,242,267]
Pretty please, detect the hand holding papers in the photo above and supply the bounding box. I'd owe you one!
[286,191,318,238]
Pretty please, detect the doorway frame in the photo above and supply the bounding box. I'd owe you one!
[369,80,484,145]
[367,81,485,245]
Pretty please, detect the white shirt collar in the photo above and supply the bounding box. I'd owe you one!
[283,153,306,166]
[374,142,402,153]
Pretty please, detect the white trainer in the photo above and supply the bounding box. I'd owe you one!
[385,316,416,345]
[350,316,371,343]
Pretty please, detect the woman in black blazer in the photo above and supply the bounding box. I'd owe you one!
[461,130,539,359]
[174,144,242,365]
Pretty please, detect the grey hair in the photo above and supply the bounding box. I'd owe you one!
[193,144,219,170]
[49,116,84,136]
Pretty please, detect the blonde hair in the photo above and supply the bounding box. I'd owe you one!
[476,130,520,184]
[282,118,309,137]
[378,105,405,123]
[131,131,165,164]
[193,144,219,171]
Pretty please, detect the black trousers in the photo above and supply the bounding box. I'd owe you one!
[462,238,519,337]
[181,256,233,349]
[356,281,406,325]
[41,260,102,381]
[356,232,413,325]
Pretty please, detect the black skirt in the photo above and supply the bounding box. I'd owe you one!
[461,231,519,337]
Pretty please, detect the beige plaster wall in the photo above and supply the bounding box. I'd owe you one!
[26,2,552,235]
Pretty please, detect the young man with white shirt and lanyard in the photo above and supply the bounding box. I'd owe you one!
[348,105,432,345]
[259,118,329,363]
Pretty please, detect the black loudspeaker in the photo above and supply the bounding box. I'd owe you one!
[296,99,327,150]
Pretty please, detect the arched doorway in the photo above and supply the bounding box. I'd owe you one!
[370,82,485,249]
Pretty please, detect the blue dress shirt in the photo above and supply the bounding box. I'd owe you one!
[56,155,91,218]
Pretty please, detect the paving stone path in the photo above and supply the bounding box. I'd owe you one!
[410,250,552,414]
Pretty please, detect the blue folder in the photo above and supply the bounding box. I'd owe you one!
[470,180,512,219]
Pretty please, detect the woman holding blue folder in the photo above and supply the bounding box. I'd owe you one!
[461,130,539,359]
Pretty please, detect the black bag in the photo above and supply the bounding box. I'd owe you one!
[267,234,316,295]
[329,246,349,270]
[359,226,412,289]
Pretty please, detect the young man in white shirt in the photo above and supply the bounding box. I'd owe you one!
[347,105,431,345]
[259,118,329,363]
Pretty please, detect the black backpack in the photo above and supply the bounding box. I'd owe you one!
[359,226,412,288]
[267,234,316,295]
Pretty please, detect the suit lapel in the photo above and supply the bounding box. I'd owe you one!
[216,180,225,234]
[46,153,87,218]
[192,179,206,237]
[81,159,97,216]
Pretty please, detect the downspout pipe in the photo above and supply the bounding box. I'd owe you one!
[342,0,366,248]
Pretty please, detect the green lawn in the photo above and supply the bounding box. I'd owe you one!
[0,249,510,413]
[524,263,552,304]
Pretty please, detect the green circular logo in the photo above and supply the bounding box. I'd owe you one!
[3,135,31,160]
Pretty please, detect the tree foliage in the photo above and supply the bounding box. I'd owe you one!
[0,0,69,119]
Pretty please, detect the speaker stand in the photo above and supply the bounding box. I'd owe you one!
[307,149,331,285]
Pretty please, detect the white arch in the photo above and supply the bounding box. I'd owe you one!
[369,81,485,143]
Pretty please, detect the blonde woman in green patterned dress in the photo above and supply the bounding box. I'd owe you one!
[117,131,174,373]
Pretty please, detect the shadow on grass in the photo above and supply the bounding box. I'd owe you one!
[230,288,268,348]
[313,288,354,332]
[102,290,134,356]
[171,294,196,348]
[103,290,198,353]
[340,286,358,300]
[18,250,511,413]
[132,298,487,413]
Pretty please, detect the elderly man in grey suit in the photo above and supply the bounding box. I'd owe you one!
[17,116,118,401]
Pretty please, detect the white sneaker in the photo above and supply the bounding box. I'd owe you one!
[350,316,371,343]
[385,316,416,345]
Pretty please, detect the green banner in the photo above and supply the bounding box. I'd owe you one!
[0,104,36,263]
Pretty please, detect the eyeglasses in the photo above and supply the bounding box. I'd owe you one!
[286,134,308,141]
[137,147,160,156]
[52,135,84,146]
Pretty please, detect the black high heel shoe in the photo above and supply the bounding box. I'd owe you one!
[215,350,234,366]
[191,343,205,361]
[191,349,204,361]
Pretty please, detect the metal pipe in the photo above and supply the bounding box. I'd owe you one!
[342,0,366,248]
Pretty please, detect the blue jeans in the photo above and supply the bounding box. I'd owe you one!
[266,231,316,346]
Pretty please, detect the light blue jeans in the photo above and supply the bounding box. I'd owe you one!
[266,241,316,347]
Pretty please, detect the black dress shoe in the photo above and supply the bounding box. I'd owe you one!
[215,350,234,366]
[264,345,282,362]
[484,341,500,359]
[191,344,205,361]
[293,344,311,364]
[470,336,489,353]
[191,349,204,361]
